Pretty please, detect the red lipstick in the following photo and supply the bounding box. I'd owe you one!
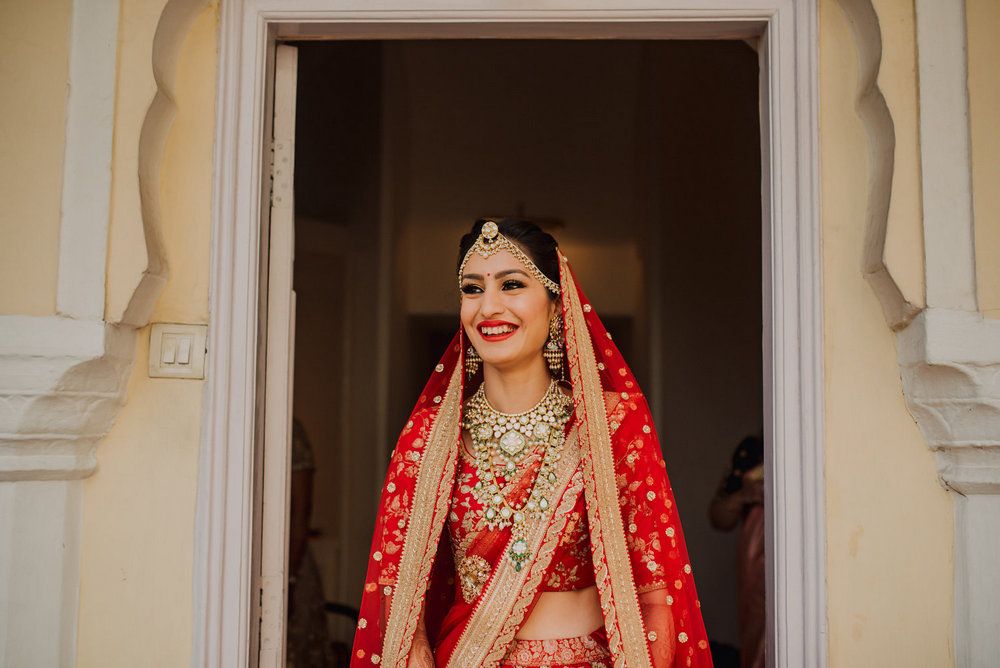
[477,319,519,342]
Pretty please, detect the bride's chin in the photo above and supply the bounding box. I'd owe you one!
[482,352,544,372]
[481,357,515,372]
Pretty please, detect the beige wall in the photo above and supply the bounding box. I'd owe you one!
[0,0,72,316]
[76,4,218,666]
[821,0,954,665]
[967,0,1000,319]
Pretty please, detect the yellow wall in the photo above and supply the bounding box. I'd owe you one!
[967,0,1000,319]
[0,0,72,315]
[821,0,954,664]
[76,4,218,666]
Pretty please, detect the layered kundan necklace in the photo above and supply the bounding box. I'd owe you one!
[462,379,573,570]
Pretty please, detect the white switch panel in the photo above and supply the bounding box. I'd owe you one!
[149,323,208,379]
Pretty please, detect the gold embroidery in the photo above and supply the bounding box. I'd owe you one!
[503,633,610,666]
[447,428,582,668]
[561,256,652,668]
[457,555,491,603]
[489,467,585,666]
[381,363,462,668]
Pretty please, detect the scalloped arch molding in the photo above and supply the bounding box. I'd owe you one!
[836,0,919,331]
[0,0,210,480]
[836,0,1000,492]
[0,0,211,663]
[838,0,1000,663]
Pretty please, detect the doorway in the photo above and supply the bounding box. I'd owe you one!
[281,38,761,666]
[197,6,825,668]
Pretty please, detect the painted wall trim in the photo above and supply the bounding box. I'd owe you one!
[897,308,1000,492]
[197,3,824,667]
[896,307,1000,666]
[0,480,84,666]
[836,0,921,331]
[0,316,134,480]
[912,2,999,664]
[0,315,132,665]
[915,0,978,312]
[56,0,120,321]
[1,1,124,659]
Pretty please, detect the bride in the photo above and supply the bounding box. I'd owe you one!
[351,218,712,667]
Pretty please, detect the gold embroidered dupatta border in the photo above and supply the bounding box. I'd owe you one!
[560,253,654,668]
[381,363,463,668]
[445,428,583,668]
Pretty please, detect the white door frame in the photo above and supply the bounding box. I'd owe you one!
[195,2,823,667]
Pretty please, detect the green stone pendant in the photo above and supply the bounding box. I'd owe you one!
[509,538,530,571]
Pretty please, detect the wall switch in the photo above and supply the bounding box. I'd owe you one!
[149,323,208,379]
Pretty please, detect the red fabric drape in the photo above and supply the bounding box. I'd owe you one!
[350,254,712,668]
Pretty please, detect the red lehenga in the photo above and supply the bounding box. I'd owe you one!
[351,253,712,667]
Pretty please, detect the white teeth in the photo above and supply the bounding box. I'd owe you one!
[481,325,515,336]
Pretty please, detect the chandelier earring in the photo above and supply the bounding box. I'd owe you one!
[465,346,482,379]
[544,314,564,376]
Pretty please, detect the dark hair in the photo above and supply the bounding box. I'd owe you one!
[457,218,561,296]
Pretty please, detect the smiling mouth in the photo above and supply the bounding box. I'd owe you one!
[477,321,519,342]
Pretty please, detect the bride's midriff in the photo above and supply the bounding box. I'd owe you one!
[515,585,604,640]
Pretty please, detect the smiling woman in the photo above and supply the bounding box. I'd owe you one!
[459,220,560,387]
[351,218,712,668]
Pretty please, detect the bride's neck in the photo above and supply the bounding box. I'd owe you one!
[481,356,551,413]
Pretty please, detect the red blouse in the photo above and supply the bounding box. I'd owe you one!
[448,419,596,594]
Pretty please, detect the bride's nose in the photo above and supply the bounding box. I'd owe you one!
[481,285,504,317]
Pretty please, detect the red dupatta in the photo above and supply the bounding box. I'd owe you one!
[351,252,712,667]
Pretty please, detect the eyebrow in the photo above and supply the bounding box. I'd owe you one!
[461,269,530,281]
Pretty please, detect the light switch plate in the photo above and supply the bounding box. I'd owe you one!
[149,323,208,379]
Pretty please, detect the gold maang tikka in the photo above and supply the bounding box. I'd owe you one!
[458,221,561,295]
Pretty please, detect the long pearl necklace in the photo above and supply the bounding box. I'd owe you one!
[462,379,573,570]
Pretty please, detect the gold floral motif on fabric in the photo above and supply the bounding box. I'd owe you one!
[458,555,492,603]
[446,429,583,668]
[380,363,463,668]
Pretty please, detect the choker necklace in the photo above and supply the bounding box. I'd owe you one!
[462,379,573,570]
